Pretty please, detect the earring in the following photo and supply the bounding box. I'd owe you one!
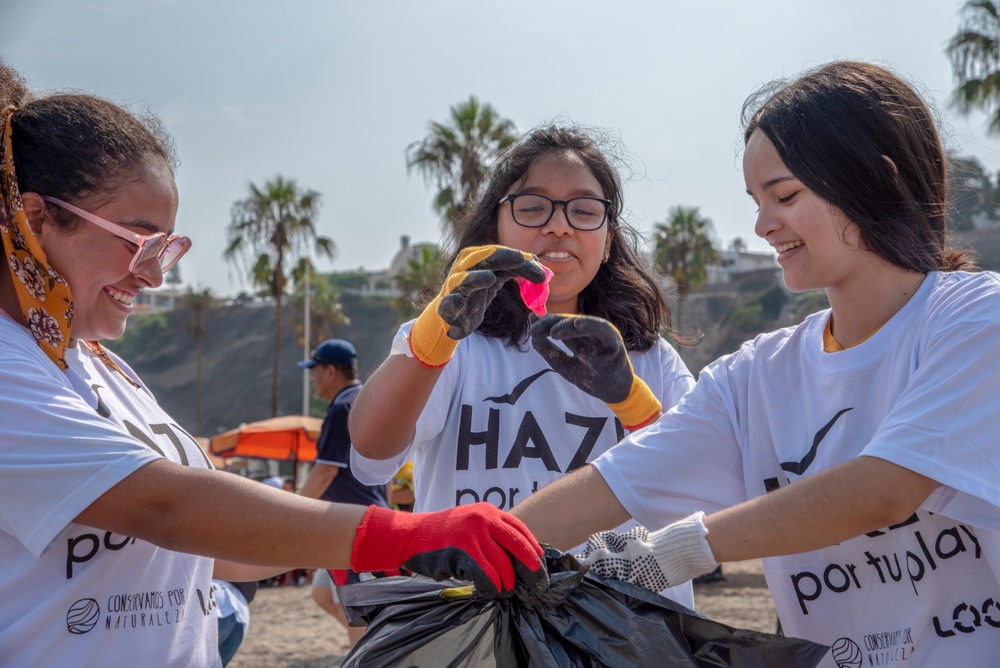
[602,252,610,263]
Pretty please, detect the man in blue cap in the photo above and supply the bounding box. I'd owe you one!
[297,339,387,646]
[297,338,388,506]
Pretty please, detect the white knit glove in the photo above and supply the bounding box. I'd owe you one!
[574,512,718,592]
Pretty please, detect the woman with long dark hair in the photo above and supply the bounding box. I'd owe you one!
[349,124,698,606]
[513,61,1000,666]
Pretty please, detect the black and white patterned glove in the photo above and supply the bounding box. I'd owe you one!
[574,512,718,591]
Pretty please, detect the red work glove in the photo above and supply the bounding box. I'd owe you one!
[343,503,547,597]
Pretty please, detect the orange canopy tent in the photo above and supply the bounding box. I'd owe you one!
[209,415,324,463]
[194,436,228,469]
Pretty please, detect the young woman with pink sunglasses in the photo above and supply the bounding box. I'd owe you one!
[0,62,542,667]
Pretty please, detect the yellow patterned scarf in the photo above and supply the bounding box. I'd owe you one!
[1,106,73,369]
[1,106,136,385]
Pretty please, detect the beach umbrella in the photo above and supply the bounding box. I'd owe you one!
[194,436,228,469]
[209,416,324,486]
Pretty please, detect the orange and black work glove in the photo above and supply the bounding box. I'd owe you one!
[530,313,662,430]
[345,503,548,597]
[409,245,546,367]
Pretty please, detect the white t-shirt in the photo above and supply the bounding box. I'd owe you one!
[0,315,220,668]
[213,580,250,630]
[594,271,1000,668]
[352,321,697,606]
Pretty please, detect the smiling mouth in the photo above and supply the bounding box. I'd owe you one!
[775,241,803,254]
[104,287,135,306]
[539,251,574,260]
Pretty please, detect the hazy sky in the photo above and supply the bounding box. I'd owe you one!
[4,0,1000,296]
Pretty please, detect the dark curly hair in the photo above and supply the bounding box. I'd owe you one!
[742,61,974,273]
[1,59,177,232]
[450,124,679,352]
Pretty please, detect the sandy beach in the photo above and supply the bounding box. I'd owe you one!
[228,560,778,668]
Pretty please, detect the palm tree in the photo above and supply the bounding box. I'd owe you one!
[652,206,720,329]
[406,97,517,229]
[290,266,351,347]
[165,265,183,289]
[224,176,334,417]
[948,1,1000,135]
[393,244,445,318]
[180,287,214,435]
[948,154,1000,230]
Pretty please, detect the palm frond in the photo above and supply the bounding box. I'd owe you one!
[949,1,1000,135]
[223,175,330,293]
[251,253,273,290]
[652,206,720,294]
[406,97,518,229]
[314,236,336,260]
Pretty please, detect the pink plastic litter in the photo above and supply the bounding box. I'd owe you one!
[517,265,554,317]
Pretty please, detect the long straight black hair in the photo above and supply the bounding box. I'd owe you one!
[451,125,679,352]
[742,61,974,273]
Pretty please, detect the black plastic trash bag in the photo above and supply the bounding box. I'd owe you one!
[338,549,828,668]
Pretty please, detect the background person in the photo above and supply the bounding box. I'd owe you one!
[297,338,387,648]
[348,125,698,608]
[297,338,388,508]
[512,61,1000,667]
[389,460,415,511]
[214,579,254,666]
[0,63,544,668]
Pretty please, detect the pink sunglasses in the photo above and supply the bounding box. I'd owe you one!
[43,196,192,273]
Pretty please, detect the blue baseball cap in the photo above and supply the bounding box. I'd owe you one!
[297,339,357,368]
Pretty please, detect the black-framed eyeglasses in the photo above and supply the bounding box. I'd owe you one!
[497,193,611,231]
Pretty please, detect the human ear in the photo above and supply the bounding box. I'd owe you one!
[19,192,49,236]
[881,155,898,180]
[603,229,615,263]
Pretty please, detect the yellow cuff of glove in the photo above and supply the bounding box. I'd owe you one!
[409,312,458,368]
[606,376,662,431]
[409,245,538,368]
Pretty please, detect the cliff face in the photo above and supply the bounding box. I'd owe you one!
[118,273,813,434]
[669,269,825,375]
[108,292,404,437]
[113,228,1000,434]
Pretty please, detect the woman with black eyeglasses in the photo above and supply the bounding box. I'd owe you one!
[0,63,543,667]
[348,125,699,607]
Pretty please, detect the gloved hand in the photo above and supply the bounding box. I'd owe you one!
[330,567,401,588]
[574,513,718,591]
[409,245,546,367]
[346,503,548,597]
[529,313,662,430]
